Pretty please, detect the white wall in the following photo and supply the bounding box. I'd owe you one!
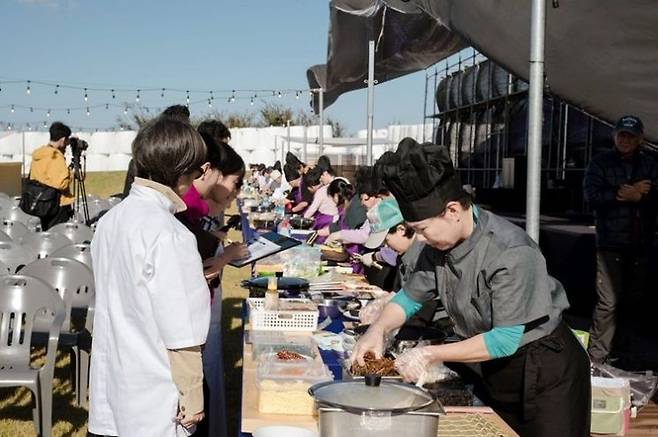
[0,123,434,172]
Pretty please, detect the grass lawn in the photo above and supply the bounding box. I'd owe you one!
[0,172,250,436]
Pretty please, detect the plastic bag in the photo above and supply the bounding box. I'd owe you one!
[591,362,658,411]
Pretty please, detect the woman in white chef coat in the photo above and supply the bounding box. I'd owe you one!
[88,116,211,437]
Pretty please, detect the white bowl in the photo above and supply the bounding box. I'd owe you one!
[253,425,318,437]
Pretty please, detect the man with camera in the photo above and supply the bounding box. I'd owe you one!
[26,122,75,229]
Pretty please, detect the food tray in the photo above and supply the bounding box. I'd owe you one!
[248,298,319,332]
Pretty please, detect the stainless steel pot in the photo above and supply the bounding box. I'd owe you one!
[309,376,443,437]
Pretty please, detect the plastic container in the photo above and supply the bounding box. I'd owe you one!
[256,359,333,415]
[251,332,317,361]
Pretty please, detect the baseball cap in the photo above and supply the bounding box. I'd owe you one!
[365,197,404,249]
[614,115,644,136]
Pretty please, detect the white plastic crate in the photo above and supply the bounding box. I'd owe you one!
[248,298,319,332]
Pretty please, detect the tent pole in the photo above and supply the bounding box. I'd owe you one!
[525,0,546,243]
[366,40,375,166]
[318,88,325,158]
[286,120,291,162]
[302,125,308,163]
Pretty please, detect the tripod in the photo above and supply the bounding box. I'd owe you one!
[71,152,90,225]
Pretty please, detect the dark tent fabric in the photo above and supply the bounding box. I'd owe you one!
[306,0,465,113]
[310,0,658,141]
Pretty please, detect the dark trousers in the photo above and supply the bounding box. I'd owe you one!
[480,322,591,437]
[588,249,648,363]
[42,204,73,230]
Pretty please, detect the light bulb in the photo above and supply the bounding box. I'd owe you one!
[55,84,59,95]
[84,88,88,101]
[186,90,190,104]
[250,97,254,105]
[111,89,116,99]
[295,91,300,99]
[124,108,128,115]
[47,109,51,117]
[278,91,282,98]
[10,105,14,113]
[86,107,90,116]
[161,88,165,98]
[26,80,31,95]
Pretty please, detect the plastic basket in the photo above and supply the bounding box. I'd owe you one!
[248,298,319,332]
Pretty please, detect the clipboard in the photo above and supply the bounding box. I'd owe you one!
[228,231,301,268]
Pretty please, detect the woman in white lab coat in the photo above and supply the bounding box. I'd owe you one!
[89,117,211,437]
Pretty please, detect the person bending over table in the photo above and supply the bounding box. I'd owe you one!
[352,139,591,437]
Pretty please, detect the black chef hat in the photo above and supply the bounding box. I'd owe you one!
[375,138,464,222]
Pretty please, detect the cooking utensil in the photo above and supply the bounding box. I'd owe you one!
[309,376,443,437]
[241,276,310,298]
[289,215,315,230]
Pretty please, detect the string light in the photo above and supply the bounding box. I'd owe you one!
[111,89,116,99]
[295,91,300,99]
[136,89,140,103]
[67,108,70,115]
[250,95,255,105]
[26,80,31,95]
[186,90,190,104]
[86,107,90,116]
[55,84,59,95]
[161,88,165,98]
[46,109,51,117]
[84,88,88,102]
[10,105,14,113]
[124,107,128,115]
[209,100,214,108]
[210,90,214,101]
[230,90,235,103]
[43,121,47,128]
[278,91,282,98]
[7,123,11,131]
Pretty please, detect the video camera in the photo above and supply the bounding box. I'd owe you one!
[69,137,89,158]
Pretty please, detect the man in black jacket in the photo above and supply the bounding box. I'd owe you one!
[583,115,658,364]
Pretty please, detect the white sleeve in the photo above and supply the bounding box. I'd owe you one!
[145,229,211,349]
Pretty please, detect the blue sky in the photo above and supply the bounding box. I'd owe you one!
[0,0,431,134]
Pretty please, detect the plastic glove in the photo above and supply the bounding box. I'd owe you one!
[325,231,343,245]
[360,252,376,267]
[350,324,386,367]
[394,345,437,384]
[359,292,394,325]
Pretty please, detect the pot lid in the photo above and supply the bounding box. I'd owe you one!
[308,376,434,414]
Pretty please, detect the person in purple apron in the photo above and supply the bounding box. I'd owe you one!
[324,179,362,271]
[302,166,335,242]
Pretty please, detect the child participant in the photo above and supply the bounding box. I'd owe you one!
[89,116,209,436]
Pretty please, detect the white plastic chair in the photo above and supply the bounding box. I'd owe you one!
[0,241,32,273]
[21,257,95,407]
[1,206,41,231]
[19,232,72,260]
[1,219,30,241]
[48,222,94,245]
[0,275,66,437]
[50,243,93,271]
[0,230,12,242]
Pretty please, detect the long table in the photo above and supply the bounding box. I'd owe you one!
[238,304,518,437]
